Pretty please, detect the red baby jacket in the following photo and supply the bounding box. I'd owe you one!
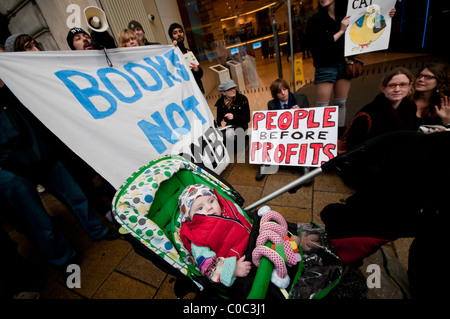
[180,190,252,258]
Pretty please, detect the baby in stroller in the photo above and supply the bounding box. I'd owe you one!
[112,155,343,299]
[178,184,253,287]
[178,183,306,295]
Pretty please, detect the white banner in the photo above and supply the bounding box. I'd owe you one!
[345,0,396,57]
[250,107,338,167]
[0,46,229,189]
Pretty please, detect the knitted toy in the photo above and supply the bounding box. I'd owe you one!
[252,206,301,289]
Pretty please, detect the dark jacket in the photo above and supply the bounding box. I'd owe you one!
[306,2,348,68]
[345,94,418,150]
[215,92,251,131]
[143,38,160,45]
[178,42,204,93]
[0,85,57,175]
[267,92,309,110]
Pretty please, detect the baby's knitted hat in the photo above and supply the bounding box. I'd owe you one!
[178,184,217,223]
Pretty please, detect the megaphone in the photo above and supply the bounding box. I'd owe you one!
[84,6,108,32]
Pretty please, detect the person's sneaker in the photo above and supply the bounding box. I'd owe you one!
[13,291,40,299]
[255,172,265,181]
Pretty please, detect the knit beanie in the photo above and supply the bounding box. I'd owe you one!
[66,28,90,50]
[128,20,144,32]
[5,34,27,52]
[178,184,217,223]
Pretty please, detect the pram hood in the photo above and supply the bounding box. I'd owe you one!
[111,155,245,290]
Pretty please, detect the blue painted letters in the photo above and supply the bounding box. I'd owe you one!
[55,70,117,120]
[55,51,191,119]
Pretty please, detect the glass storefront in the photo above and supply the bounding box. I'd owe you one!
[174,0,449,120]
[176,0,318,99]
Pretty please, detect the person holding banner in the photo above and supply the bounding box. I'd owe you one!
[67,27,116,50]
[118,29,143,48]
[7,32,116,213]
[67,28,94,50]
[255,78,310,181]
[169,23,205,94]
[128,20,160,46]
[0,41,119,268]
[4,34,42,52]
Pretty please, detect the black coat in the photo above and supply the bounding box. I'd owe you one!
[345,94,418,150]
[215,92,250,131]
[0,85,57,175]
[306,1,348,68]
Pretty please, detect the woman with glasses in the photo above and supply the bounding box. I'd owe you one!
[341,67,417,151]
[413,63,450,127]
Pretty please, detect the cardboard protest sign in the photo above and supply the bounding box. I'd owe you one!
[345,0,396,57]
[0,46,229,189]
[250,106,338,167]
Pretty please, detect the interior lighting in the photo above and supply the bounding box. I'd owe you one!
[220,2,277,22]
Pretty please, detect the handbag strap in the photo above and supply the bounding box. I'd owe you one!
[338,112,372,152]
[343,112,372,136]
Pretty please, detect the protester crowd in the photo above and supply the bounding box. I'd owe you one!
[0,18,206,299]
[1,0,449,299]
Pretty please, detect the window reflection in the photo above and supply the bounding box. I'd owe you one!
[177,0,316,100]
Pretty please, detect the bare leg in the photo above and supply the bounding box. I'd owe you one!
[333,78,351,100]
[333,78,352,127]
[315,82,334,106]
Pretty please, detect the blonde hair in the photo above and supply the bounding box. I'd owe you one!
[118,29,142,47]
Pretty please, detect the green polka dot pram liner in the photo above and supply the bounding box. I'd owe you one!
[112,155,246,293]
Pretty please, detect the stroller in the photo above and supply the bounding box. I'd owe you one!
[112,130,444,298]
[111,154,343,299]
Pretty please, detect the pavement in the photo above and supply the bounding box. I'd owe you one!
[2,52,445,301]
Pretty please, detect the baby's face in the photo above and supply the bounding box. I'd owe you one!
[190,196,221,220]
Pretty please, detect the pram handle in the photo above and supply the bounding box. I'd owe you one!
[323,130,421,173]
[321,144,366,172]
[244,167,323,211]
[244,144,366,211]
[244,131,421,212]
